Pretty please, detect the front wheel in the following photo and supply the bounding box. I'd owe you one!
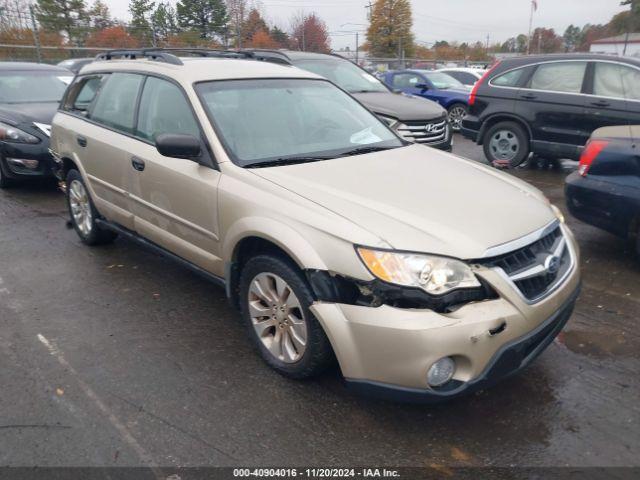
[483,121,530,168]
[66,169,117,245]
[447,103,468,132]
[239,254,334,379]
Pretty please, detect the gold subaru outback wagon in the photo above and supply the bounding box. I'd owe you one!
[50,50,580,402]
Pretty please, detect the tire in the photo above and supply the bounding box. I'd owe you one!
[66,169,117,246]
[483,121,530,168]
[447,103,468,132]
[239,254,334,379]
[0,158,14,189]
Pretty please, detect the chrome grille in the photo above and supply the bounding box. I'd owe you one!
[396,119,448,145]
[479,226,573,303]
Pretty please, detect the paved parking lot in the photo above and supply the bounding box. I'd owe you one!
[0,135,638,468]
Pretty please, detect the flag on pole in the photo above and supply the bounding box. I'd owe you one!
[532,0,538,11]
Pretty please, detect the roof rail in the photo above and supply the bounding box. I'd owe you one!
[95,49,183,65]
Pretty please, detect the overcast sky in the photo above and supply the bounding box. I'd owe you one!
[106,0,627,49]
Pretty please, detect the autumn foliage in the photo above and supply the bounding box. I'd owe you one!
[85,26,140,48]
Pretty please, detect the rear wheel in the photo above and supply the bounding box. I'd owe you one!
[483,121,530,168]
[239,254,334,379]
[447,103,468,132]
[66,169,117,245]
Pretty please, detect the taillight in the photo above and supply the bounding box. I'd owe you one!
[469,61,501,106]
[579,140,608,176]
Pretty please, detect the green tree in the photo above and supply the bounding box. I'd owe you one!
[563,24,581,52]
[516,34,528,52]
[270,26,289,48]
[152,2,178,41]
[366,0,415,58]
[176,0,227,40]
[129,0,155,44]
[89,0,112,30]
[36,0,89,45]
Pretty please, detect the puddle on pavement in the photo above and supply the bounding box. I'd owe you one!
[556,330,637,359]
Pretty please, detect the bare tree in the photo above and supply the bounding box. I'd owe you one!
[226,0,247,47]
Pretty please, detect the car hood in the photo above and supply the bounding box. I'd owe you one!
[251,145,555,259]
[352,92,446,122]
[0,102,59,126]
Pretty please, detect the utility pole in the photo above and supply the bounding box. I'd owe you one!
[526,0,534,54]
[355,31,359,64]
[365,1,373,20]
[486,33,490,53]
[28,4,42,63]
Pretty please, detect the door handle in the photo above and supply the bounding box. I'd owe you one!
[590,100,611,108]
[520,93,537,100]
[131,156,145,171]
[76,135,87,147]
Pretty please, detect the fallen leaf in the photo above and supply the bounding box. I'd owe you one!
[56,388,64,396]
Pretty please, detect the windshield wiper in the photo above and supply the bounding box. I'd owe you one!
[340,146,398,157]
[244,156,334,168]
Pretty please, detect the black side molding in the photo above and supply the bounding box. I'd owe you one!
[95,219,226,289]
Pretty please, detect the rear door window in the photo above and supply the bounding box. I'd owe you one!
[90,73,144,134]
[491,68,526,87]
[529,61,587,94]
[593,62,640,101]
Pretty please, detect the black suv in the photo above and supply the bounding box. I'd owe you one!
[462,54,640,167]
[246,50,453,151]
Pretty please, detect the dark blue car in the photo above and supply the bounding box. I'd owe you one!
[382,70,471,131]
[565,125,640,257]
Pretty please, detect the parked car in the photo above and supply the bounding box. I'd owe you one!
[382,70,471,131]
[462,54,640,168]
[246,50,452,151]
[51,49,580,403]
[0,62,73,188]
[566,125,640,255]
[57,58,93,74]
[437,67,486,86]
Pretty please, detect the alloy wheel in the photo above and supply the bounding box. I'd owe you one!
[448,106,467,131]
[247,272,308,364]
[69,179,93,236]
[489,129,520,162]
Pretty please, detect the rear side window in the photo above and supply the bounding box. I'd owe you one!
[593,62,640,101]
[90,73,144,134]
[529,62,587,93]
[491,68,525,87]
[63,75,108,114]
[446,71,477,85]
[136,77,200,141]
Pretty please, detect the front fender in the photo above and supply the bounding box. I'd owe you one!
[222,216,329,271]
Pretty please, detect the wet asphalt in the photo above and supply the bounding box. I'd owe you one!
[0,135,638,469]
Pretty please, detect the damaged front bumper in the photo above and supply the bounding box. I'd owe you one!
[308,258,581,403]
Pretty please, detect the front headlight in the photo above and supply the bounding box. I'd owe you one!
[550,204,565,224]
[357,247,481,295]
[0,121,40,144]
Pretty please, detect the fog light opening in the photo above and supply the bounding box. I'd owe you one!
[427,357,456,387]
[7,158,39,170]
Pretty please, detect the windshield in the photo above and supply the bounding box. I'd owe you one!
[196,79,403,167]
[0,71,73,103]
[422,71,464,90]
[295,59,388,94]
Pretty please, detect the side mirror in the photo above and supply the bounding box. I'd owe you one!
[415,83,430,90]
[155,133,201,160]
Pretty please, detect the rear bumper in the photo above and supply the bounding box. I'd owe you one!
[565,172,635,238]
[345,285,579,403]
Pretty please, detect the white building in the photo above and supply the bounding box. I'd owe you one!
[590,33,640,57]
